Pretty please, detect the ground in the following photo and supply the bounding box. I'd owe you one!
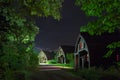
[30,64,81,80]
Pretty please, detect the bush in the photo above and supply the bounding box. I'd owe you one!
[71,67,120,80]
[76,67,102,80]
[0,42,38,80]
[100,66,120,80]
[47,60,57,64]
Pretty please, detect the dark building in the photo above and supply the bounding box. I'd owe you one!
[74,32,120,69]
[43,50,55,60]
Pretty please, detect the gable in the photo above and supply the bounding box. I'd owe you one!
[38,50,47,60]
[57,47,65,57]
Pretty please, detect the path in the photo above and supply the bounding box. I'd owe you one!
[30,64,81,80]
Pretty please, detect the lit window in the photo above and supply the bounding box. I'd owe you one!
[116,54,119,62]
[79,42,83,49]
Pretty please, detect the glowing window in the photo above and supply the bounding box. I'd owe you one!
[79,42,83,49]
[116,54,119,61]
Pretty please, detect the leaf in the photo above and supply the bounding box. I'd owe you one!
[104,49,113,58]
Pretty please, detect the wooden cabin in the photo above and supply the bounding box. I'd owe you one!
[38,50,55,64]
[74,34,90,69]
[56,45,74,64]
[74,32,120,69]
[38,50,47,64]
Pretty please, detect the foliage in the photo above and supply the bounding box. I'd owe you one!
[104,41,120,57]
[78,67,102,80]
[66,54,74,67]
[70,67,120,80]
[0,0,63,20]
[47,60,57,64]
[0,0,63,80]
[76,0,120,35]
[75,0,120,58]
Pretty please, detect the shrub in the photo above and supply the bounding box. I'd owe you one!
[47,60,57,64]
[76,67,102,80]
[71,67,120,80]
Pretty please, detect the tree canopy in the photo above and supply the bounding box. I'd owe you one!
[0,0,63,80]
[75,0,120,57]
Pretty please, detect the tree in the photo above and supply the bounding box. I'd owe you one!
[0,0,63,80]
[75,0,120,58]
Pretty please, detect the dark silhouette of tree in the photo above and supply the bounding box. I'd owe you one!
[0,0,63,80]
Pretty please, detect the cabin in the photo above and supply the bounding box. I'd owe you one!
[38,50,47,64]
[56,45,74,64]
[38,50,55,64]
[74,32,120,69]
[44,50,55,60]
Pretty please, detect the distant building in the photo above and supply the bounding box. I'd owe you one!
[74,32,120,69]
[38,50,55,64]
[56,45,74,64]
[38,50,47,64]
[43,50,55,60]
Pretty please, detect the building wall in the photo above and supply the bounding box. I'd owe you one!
[38,50,47,64]
[75,32,120,69]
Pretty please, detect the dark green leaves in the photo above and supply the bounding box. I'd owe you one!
[104,41,120,58]
[76,0,120,59]
[76,0,120,35]
[0,0,63,79]
[23,0,63,20]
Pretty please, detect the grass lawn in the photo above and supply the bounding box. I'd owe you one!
[41,60,74,69]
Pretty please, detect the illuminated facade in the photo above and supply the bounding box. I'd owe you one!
[74,32,120,69]
[74,33,90,69]
[56,46,74,64]
[38,50,55,64]
[38,50,47,64]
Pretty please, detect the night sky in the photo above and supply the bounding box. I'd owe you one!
[35,0,93,50]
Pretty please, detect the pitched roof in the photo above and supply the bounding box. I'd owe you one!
[60,45,75,54]
[43,50,55,60]
[80,32,120,44]
[79,32,120,67]
[80,32,120,53]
